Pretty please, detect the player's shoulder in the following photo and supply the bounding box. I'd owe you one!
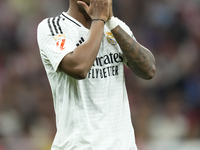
[115,17,136,40]
[37,18,48,30]
[37,13,65,34]
[37,18,50,40]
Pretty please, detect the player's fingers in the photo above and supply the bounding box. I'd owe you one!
[108,0,113,19]
[77,1,89,11]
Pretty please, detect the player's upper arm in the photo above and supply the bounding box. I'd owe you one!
[58,51,88,79]
[37,19,76,73]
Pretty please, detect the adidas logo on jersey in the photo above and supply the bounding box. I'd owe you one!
[76,37,85,47]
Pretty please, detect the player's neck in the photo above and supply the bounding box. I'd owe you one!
[67,5,92,29]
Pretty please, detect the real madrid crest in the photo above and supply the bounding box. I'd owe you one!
[106,32,117,45]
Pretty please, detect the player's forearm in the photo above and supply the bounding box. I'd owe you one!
[111,26,156,80]
[74,21,104,70]
[60,21,104,79]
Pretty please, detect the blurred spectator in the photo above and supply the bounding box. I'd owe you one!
[148,89,188,140]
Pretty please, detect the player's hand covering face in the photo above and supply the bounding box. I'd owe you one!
[77,0,111,21]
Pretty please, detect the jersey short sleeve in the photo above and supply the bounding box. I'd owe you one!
[37,18,76,72]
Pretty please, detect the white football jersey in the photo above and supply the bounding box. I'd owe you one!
[37,12,138,150]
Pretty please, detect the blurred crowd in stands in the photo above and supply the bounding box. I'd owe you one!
[0,0,200,150]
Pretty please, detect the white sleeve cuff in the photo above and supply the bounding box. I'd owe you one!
[106,16,120,30]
